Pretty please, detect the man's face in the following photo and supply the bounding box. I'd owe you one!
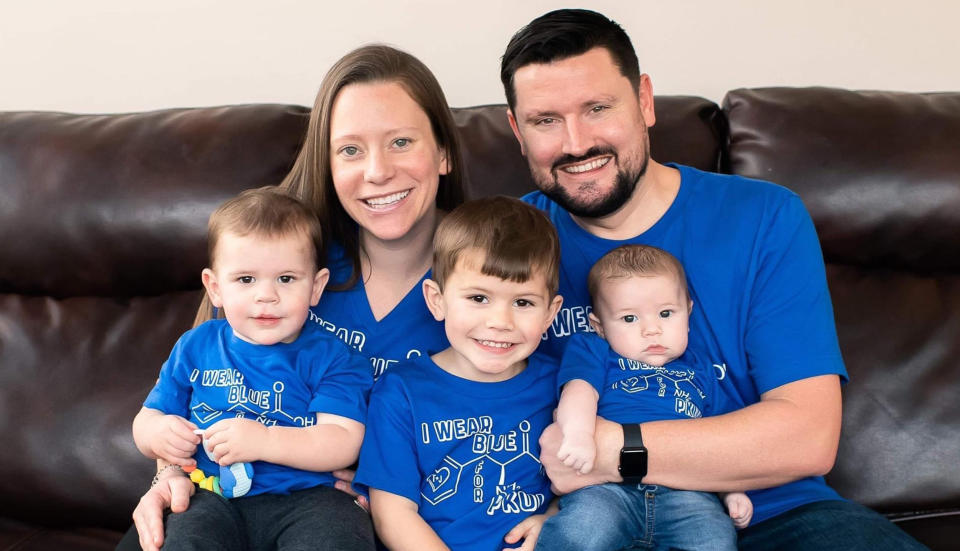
[507,47,655,218]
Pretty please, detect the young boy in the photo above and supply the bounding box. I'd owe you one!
[537,244,752,551]
[132,186,374,549]
[354,196,564,551]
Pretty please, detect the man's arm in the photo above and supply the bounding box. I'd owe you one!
[202,412,365,471]
[369,489,450,551]
[541,374,841,494]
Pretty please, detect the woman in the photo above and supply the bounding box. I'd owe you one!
[121,44,465,551]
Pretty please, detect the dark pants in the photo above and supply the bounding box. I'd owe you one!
[115,485,374,551]
[738,500,929,551]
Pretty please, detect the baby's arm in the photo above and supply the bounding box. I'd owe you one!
[132,407,200,467]
[721,492,754,529]
[369,488,450,551]
[202,413,364,471]
[556,379,601,474]
[503,498,559,550]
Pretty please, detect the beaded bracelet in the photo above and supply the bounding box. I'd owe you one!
[150,464,185,488]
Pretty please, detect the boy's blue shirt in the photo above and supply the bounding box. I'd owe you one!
[308,241,449,380]
[144,319,372,496]
[355,353,559,551]
[523,164,849,524]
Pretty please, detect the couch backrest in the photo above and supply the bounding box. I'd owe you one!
[724,87,960,516]
[0,96,722,530]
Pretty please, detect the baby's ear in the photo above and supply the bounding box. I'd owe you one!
[422,278,446,321]
[201,268,224,308]
[588,312,605,338]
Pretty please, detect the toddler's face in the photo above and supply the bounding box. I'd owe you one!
[202,231,328,345]
[590,273,691,366]
[424,249,562,382]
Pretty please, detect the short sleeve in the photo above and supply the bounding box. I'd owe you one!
[142,332,195,417]
[307,342,373,424]
[558,333,607,396]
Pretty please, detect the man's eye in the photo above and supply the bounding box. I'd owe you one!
[590,105,609,113]
[535,117,556,126]
[468,295,489,304]
[238,276,254,284]
[278,275,294,283]
[659,310,673,318]
[622,315,637,323]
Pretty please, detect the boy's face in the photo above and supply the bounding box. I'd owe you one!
[589,273,692,366]
[202,231,329,345]
[423,249,562,383]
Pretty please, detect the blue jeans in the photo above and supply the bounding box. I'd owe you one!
[535,483,737,551]
[115,485,374,551]
[737,499,929,551]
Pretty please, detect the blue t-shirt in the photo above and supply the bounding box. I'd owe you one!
[524,164,848,523]
[560,332,720,423]
[308,242,448,379]
[355,354,558,551]
[143,319,373,496]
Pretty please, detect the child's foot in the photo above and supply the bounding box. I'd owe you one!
[219,462,254,498]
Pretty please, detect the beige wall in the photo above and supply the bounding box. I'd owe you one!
[2,0,958,113]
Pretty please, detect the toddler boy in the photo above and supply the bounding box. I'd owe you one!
[132,186,374,549]
[354,196,563,551]
[537,244,752,551]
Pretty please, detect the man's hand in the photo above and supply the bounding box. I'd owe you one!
[203,418,269,465]
[132,470,195,551]
[539,417,623,494]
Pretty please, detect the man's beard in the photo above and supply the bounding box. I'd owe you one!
[535,146,649,218]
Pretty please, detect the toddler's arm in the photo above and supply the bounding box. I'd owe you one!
[503,498,559,550]
[369,488,450,551]
[132,407,200,467]
[721,491,754,529]
[202,412,364,471]
[556,379,601,474]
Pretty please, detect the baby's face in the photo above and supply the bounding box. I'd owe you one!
[591,273,691,366]
[203,231,327,345]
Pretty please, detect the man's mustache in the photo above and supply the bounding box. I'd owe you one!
[551,146,617,173]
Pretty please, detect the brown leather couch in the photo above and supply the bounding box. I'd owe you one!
[1,87,957,550]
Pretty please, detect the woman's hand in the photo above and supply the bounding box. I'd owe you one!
[132,469,195,551]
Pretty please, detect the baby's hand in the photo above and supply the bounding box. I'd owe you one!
[149,414,200,466]
[503,513,548,550]
[723,492,754,529]
[203,418,268,465]
[556,430,596,474]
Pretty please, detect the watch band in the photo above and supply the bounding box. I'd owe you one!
[618,423,648,482]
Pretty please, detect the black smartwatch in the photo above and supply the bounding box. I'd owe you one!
[618,423,648,482]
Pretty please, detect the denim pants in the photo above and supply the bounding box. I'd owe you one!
[116,485,375,551]
[535,483,737,551]
[737,499,929,551]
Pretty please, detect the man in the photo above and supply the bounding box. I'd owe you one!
[501,8,926,550]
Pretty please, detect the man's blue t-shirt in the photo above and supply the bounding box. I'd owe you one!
[524,164,848,524]
[143,319,372,497]
[308,242,448,380]
[560,332,720,423]
[354,354,558,551]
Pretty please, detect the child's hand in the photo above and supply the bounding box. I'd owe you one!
[503,513,549,550]
[556,430,596,474]
[148,414,200,466]
[203,418,269,465]
[723,492,754,529]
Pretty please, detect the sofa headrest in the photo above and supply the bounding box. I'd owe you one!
[724,87,960,272]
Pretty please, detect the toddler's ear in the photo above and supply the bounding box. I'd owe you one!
[311,268,331,306]
[422,279,446,321]
[201,268,224,308]
[588,312,605,338]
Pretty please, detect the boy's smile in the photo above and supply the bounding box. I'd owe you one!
[423,249,562,383]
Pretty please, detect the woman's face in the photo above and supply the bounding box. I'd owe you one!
[329,81,448,244]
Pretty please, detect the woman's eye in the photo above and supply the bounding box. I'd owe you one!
[393,138,410,148]
[278,275,294,283]
[622,315,637,323]
[238,276,254,284]
[340,145,359,157]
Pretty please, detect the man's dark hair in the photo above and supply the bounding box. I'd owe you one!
[500,9,641,111]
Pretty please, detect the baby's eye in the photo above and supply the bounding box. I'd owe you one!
[238,276,254,284]
[622,314,637,323]
[659,310,673,318]
[278,275,295,284]
[468,295,489,304]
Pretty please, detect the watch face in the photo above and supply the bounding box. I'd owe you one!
[620,447,648,479]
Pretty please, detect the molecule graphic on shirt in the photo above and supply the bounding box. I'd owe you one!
[191,376,314,428]
[421,420,546,514]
